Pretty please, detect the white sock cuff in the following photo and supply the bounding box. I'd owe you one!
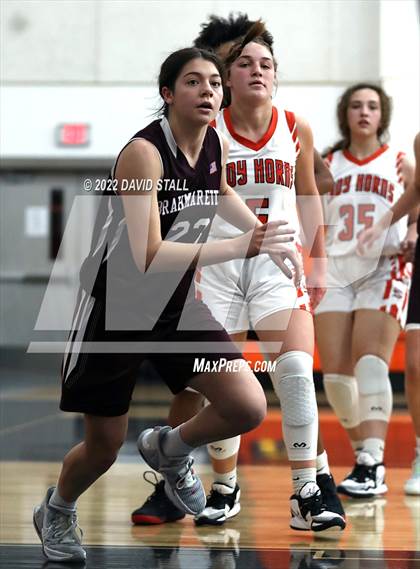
[50,488,77,512]
[213,467,237,489]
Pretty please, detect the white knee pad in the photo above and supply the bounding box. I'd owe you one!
[207,436,241,460]
[355,355,393,423]
[271,351,318,461]
[323,374,360,429]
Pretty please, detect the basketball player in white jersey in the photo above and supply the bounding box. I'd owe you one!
[358,132,420,495]
[314,84,416,498]
[133,21,346,534]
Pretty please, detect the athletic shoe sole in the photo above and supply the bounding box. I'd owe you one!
[337,483,388,499]
[194,502,241,526]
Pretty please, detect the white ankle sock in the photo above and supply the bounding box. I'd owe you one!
[50,488,77,513]
[161,426,194,458]
[362,437,385,464]
[316,451,330,476]
[213,468,237,490]
[292,467,317,493]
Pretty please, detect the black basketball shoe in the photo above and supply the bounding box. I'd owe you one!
[317,473,346,519]
[337,451,387,498]
[131,472,185,525]
[194,483,241,526]
[290,482,346,533]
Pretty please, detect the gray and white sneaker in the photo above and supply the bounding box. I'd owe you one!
[137,426,206,516]
[33,486,86,563]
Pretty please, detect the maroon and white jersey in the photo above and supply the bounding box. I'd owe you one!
[210,106,301,239]
[79,117,223,323]
[324,145,408,257]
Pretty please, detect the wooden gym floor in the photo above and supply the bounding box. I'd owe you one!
[0,362,419,568]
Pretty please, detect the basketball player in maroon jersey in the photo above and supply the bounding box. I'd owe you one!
[33,46,299,563]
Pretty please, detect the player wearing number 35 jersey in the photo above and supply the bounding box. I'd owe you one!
[314,83,415,500]
[316,142,412,324]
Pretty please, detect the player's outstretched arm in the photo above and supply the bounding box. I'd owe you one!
[117,139,296,273]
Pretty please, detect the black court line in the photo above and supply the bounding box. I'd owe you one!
[0,545,419,569]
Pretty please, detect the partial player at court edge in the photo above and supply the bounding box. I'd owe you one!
[132,16,346,535]
[314,84,416,498]
[32,47,299,563]
[358,131,420,496]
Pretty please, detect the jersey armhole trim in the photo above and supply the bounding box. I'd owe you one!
[111,137,164,187]
[284,110,301,158]
[396,151,406,185]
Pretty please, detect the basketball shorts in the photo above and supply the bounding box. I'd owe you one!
[406,237,420,331]
[196,255,311,334]
[60,289,244,416]
[315,254,412,327]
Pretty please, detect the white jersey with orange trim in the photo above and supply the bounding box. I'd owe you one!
[323,145,408,257]
[195,107,311,334]
[209,106,301,240]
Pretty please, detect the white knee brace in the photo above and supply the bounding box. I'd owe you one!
[323,374,360,429]
[355,355,393,423]
[207,436,241,460]
[270,351,318,461]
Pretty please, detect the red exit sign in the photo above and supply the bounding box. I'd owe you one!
[56,123,90,146]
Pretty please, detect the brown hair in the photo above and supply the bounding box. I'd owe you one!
[158,47,225,117]
[325,83,392,156]
[222,20,277,106]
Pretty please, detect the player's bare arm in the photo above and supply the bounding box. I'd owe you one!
[295,116,327,306]
[118,138,295,272]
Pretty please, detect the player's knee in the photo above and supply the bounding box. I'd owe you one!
[270,351,315,408]
[270,351,318,461]
[233,392,267,432]
[323,373,359,428]
[87,435,125,472]
[355,354,392,422]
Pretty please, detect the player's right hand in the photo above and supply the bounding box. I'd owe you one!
[268,249,303,287]
[243,220,295,259]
